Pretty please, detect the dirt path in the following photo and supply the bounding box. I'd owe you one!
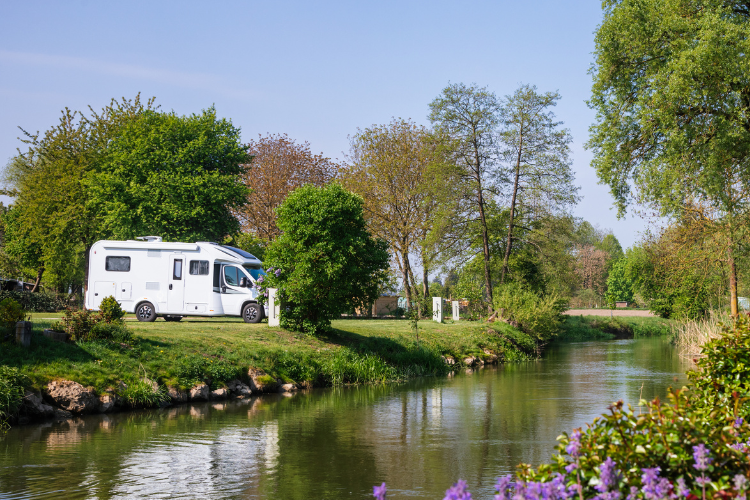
[564,309,655,317]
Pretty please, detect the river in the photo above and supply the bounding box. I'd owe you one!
[0,337,688,499]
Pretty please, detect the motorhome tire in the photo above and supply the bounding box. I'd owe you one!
[136,302,157,322]
[242,303,262,324]
[164,316,182,322]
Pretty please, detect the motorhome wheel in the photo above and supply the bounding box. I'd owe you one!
[242,303,262,324]
[136,302,157,322]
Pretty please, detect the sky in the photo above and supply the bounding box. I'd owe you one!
[0,0,650,249]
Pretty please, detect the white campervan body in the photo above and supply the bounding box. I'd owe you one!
[85,237,267,323]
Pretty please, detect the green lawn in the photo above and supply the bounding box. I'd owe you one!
[1,314,537,394]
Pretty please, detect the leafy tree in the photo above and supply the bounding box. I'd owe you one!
[588,0,750,315]
[498,84,578,284]
[342,119,442,311]
[604,258,635,305]
[238,133,337,240]
[87,108,249,242]
[262,183,390,335]
[429,83,501,311]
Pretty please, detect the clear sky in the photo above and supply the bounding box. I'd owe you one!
[0,0,649,249]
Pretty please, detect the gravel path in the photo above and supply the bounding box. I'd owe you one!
[564,308,655,317]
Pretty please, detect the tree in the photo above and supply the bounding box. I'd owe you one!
[429,83,501,311]
[262,183,390,335]
[574,245,609,296]
[588,0,750,316]
[341,119,441,311]
[4,95,156,294]
[237,133,337,240]
[497,84,578,284]
[87,107,249,242]
[604,258,635,305]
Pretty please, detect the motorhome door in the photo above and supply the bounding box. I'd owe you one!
[168,255,185,311]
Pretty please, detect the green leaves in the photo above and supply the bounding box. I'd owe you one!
[263,183,390,335]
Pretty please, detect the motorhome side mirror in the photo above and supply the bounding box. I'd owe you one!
[239,277,248,288]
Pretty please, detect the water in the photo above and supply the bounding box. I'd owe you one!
[0,338,688,499]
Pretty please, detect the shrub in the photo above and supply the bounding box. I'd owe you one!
[97,296,125,323]
[177,355,239,389]
[0,291,68,312]
[261,183,390,335]
[60,308,98,341]
[88,322,132,343]
[321,348,399,385]
[493,283,567,344]
[0,366,27,430]
[0,298,26,332]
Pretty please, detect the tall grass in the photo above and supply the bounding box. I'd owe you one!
[672,311,729,358]
[0,366,27,430]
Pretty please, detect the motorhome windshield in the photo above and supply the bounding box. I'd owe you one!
[222,246,257,260]
[242,265,266,281]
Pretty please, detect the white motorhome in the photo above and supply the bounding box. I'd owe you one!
[85,237,267,323]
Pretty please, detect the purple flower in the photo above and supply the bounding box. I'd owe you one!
[266,267,273,273]
[275,269,281,277]
[444,479,472,500]
[641,467,673,500]
[736,417,744,428]
[372,482,387,500]
[595,457,620,492]
[257,276,264,283]
[675,477,689,498]
[565,429,582,459]
[735,474,748,492]
[695,476,711,487]
[626,486,639,500]
[494,475,513,500]
[565,463,577,474]
[692,444,711,472]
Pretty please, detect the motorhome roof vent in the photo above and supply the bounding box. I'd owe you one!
[136,236,163,243]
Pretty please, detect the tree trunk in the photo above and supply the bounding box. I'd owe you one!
[728,232,739,317]
[400,248,412,312]
[501,145,523,285]
[421,247,430,299]
[30,267,44,293]
[476,185,493,313]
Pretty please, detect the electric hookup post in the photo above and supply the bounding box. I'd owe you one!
[268,288,280,327]
[432,297,443,322]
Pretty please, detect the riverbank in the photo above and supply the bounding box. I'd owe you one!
[1,314,537,424]
[555,314,673,341]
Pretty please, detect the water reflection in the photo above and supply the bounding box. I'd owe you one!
[0,338,688,499]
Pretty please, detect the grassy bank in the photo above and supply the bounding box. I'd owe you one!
[0,314,537,397]
[556,314,673,341]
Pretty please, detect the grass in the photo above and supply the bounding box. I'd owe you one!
[0,314,538,396]
[671,311,731,358]
[556,315,674,341]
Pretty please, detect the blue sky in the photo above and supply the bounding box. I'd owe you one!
[1,0,649,249]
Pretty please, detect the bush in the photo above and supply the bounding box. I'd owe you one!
[493,283,567,344]
[0,298,26,332]
[87,322,132,343]
[60,308,98,341]
[261,183,390,335]
[176,355,240,389]
[0,291,67,312]
[0,366,27,430]
[97,296,125,323]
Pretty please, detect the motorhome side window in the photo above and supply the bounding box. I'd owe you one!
[173,260,183,280]
[224,266,239,287]
[105,256,130,272]
[189,260,209,275]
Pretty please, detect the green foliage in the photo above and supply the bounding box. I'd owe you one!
[493,283,566,344]
[88,108,250,242]
[120,379,169,408]
[690,316,750,419]
[88,322,132,343]
[0,366,26,431]
[97,296,125,323]
[60,309,98,341]
[604,258,635,304]
[176,354,240,389]
[0,298,26,331]
[263,183,390,335]
[321,348,399,385]
[225,233,268,261]
[0,291,68,313]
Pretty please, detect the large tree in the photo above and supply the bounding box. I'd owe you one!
[497,84,578,284]
[87,107,249,242]
[238,133,337,240]
[341,119,442,310]
[588,0,750,315]
[429,83,501,311]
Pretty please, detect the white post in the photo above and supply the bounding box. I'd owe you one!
[432,297,443,322]
[268,288,280,327]
[452,301,460,321]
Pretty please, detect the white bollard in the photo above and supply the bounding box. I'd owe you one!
[432,297,443,322]
[452,301,460,321]
[268,288,280,327]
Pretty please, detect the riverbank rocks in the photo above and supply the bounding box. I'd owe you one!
[211,387,228,400]
[248,368,279,393]
[97,394,119,413]
[189,383,209,401]
[44,380,98,414]
[21,390,55,419]
[168,386,188,404]
[463,356,476,366]
[483,350,499,364]
[227,379,252,398]
[441,355,456,365]
[279,383,297,393]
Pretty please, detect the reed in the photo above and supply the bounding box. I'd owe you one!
[672,311,730,358]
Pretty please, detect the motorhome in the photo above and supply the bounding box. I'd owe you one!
[85,237,267,323]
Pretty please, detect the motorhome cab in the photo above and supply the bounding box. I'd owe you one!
[85,237,267,323]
